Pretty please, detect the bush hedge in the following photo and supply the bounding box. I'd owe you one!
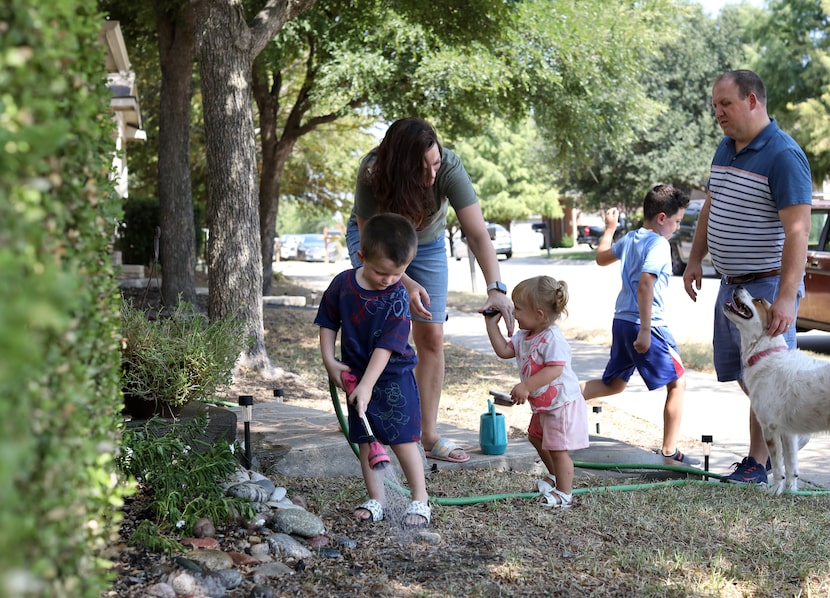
[0,3,132,597]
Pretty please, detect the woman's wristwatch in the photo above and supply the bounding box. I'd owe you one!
[486,281,507,294]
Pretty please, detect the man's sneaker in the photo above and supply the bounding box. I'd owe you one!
[721,456,768,485]
[660,448,700,466]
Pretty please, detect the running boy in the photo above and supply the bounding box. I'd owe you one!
[485,275,588,508]
[581,184,694,464]
[315,213,430,528]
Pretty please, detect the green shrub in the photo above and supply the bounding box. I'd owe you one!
[0,3,132,596]
[121,301,248,411]
[117,415,254,534]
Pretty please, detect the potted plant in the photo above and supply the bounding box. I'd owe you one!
[120,301,248,419]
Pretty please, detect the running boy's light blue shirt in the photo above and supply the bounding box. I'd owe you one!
[611,228,671,326]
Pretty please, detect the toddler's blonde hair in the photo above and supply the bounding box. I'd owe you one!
[511,276,569,325]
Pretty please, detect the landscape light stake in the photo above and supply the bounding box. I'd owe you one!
[592,405,602,435]
[701,435,713,480]
[239,395,254,469]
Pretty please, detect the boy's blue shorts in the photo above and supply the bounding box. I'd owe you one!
[602,319,685,390]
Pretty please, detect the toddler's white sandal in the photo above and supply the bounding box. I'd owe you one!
[354,499,384,522]
[402,500,431,528]
[535,474,557,494]
[538,487,572,509]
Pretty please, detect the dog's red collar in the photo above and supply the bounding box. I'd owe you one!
[747,346,789,367]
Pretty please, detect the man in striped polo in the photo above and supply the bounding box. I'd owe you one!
[682,69,813,485]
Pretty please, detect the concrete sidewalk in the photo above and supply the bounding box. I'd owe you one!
[237,398,706,485]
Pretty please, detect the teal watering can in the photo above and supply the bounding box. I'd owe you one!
[479,399,507,455]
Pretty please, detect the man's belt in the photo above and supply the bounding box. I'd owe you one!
[724,269,781,285]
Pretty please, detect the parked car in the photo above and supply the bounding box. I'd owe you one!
[797,196,830,333]
[668,200,715,276]
[452,223,513,260]
[277,233,304,261]
[669,200,703,275]
[296,233,337,262]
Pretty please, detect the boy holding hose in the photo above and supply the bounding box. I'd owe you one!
[316,213,430,528]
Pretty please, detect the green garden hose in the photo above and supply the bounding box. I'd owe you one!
[327,378,830,502]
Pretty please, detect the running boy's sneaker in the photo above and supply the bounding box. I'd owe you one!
[721,456,768,485]
[660,448,700,466]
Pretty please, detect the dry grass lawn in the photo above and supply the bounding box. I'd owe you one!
[214,275,830,597]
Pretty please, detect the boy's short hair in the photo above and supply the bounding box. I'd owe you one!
[361,213,418,266]
[643,184,690,221]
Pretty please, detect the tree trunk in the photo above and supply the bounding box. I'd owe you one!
[259,138,295,295]
[255,62,298,295]
[157,4,197,307]
[193,0,271,372]
[253,60,279,296]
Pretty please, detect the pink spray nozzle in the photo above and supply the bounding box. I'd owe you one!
[340,371,391,469]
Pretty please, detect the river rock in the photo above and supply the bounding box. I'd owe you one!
[266,497,302,510]
[167,570,227,598]
[265,533,313,559]
[192,517,216,538]
[249,542,272,561]
[183,548,234,571]
[268,486,287,502]
[249,584,278,598]
[253,477,276,495]
[215,568,243,590]
[226,481,271,502]
[228,550,259,566]
[270,509,325,537]
[180,537,219,550]
[143,582,175,598]
[223,469,250,487]
[250,561,295,580]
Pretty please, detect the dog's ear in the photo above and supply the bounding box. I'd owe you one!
[754,298,771,309]
[754,297,771,320]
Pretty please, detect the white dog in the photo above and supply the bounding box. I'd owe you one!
[723,286,830,495]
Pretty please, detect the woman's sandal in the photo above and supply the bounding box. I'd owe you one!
[402,500,431,528]
[534,474,557,494]
[538,487,573,509]
[425,438,470,463]
[354,499,384,522]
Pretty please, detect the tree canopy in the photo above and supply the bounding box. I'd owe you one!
[102,0,830,375]
[450,118,561,228]
[752,0,830,182]
[559,3,756,212]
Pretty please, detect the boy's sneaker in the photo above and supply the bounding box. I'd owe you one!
[658,448,700,466]
[721,456,768,485]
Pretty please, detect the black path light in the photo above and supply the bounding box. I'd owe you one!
[238,395,254,469]
[592,405,602,435]
[701,435,713,479]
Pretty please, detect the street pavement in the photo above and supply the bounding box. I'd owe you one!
[254,252,830,489]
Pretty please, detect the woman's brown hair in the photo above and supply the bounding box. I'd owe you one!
[367,118,442,230]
